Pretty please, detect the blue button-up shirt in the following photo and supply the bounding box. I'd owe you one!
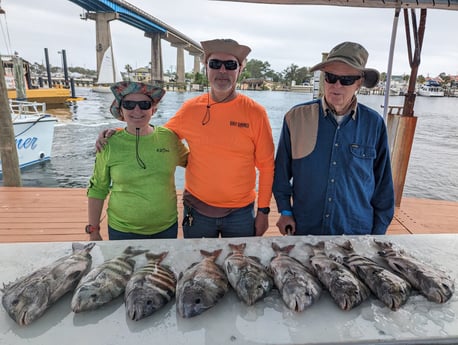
[273,98,394,235]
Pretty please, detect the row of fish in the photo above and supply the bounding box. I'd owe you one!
[1,239,455,325]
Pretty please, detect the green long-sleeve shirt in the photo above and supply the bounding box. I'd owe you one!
[87,126,188,235]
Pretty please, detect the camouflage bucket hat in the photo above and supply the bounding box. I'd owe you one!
[310,41,380,88]
[109,81,166,120]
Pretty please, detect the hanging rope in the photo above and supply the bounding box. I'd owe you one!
[0,2,13,55]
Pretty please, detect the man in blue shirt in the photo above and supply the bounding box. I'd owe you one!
[273,41,394,236]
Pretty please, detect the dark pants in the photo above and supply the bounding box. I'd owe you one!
[182,204,255,238]
[108,222,178,240]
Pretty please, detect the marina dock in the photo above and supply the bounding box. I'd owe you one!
[1,187,457,243]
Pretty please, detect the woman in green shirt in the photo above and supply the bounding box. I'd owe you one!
[86,81,188,241]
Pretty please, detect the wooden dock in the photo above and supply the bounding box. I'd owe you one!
[1,187,457,243]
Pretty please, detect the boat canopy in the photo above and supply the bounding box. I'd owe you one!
[215,0,458,11]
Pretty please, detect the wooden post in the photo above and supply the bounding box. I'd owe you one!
[0,60,22,186]
[386,112,417,207]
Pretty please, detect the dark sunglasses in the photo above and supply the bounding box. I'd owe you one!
[324,72,362,86]
[208,59,239,71]
[121,100,153,110]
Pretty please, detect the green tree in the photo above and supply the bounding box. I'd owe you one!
[245,59,273,79]
[283,63,299,86]
[295,66,311,84]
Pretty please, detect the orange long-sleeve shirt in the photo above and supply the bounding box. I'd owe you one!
[165,93,274,208]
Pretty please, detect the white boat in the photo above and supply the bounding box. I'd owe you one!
[0,100,57,174]
[92,47,123,93]
[418,80,445,97]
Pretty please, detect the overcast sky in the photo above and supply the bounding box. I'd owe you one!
[1,0,456,77]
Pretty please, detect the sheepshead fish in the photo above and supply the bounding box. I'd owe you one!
[71,246,147,312]
[223,243,273,305]
[335,240,411,311]
[374,240,455,304]
[176,249,228,318]
[306,241,370,311]
[1,242,95,326]
[269,242,322,312]
[124,251,176,321]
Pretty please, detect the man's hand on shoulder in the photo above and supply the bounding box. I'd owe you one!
[95,129,117,152]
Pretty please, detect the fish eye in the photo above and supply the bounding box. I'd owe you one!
[90,294,98,301]
[195,298,201,304]
[146,300,152,306]
[12,299,19,306]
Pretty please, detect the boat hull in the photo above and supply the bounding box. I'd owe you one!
[418,83,445,97]
[0,117,57,173]
[91,85,112,93]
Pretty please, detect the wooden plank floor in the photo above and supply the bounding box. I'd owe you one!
[1,187,457,243]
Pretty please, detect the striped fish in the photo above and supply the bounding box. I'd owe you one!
[269,242,322,312]
[223,243,273,306]
[71,246,147,313]
[306,241,370,311]
[335,240,411,310]
[124,251,176,321]
[176,249,228,318]
[374,240,455,303]
[2,242,95,326]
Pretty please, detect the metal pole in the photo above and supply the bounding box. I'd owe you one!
[62,49,69,87]
[383,7,401,121]
[44,48,52,88]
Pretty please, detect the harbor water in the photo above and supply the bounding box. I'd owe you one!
[4,87,458,202]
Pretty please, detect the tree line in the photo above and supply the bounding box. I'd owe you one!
[28,59,455,87]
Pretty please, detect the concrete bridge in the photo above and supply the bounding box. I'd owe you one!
[68,0,203,83]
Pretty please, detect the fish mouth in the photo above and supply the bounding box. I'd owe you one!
[19,311,29,326]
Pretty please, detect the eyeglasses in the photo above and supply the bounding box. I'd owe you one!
[208,59,239,71]
[121,100,153,110]
[324,72,362,86]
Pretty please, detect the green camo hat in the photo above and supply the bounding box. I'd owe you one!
[310,41,380,88]
[110,81,165,120]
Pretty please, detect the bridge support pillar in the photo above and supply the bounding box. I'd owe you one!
[190,53,202,75]
[172,43,186,83]
[86,12,120,78]
[145,32,163,83]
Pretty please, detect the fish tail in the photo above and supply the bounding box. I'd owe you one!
[122,246,149,258]
[200,249,223,261]
[145,251,168,264]
[271,242,295,255]
[228,243,246,253]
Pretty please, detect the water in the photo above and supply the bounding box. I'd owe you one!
[3,87,458,202]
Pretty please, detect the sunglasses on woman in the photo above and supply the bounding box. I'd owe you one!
[324,72,362,86]
[208,59,239,71]
[121,100,153,110]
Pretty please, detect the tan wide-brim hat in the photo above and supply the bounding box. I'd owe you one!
[109,81,165,120]
[310,41,380,88]
[201,39,251,65]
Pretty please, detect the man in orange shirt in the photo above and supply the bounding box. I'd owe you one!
[166,39,275,238]
[97,39,275,238]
